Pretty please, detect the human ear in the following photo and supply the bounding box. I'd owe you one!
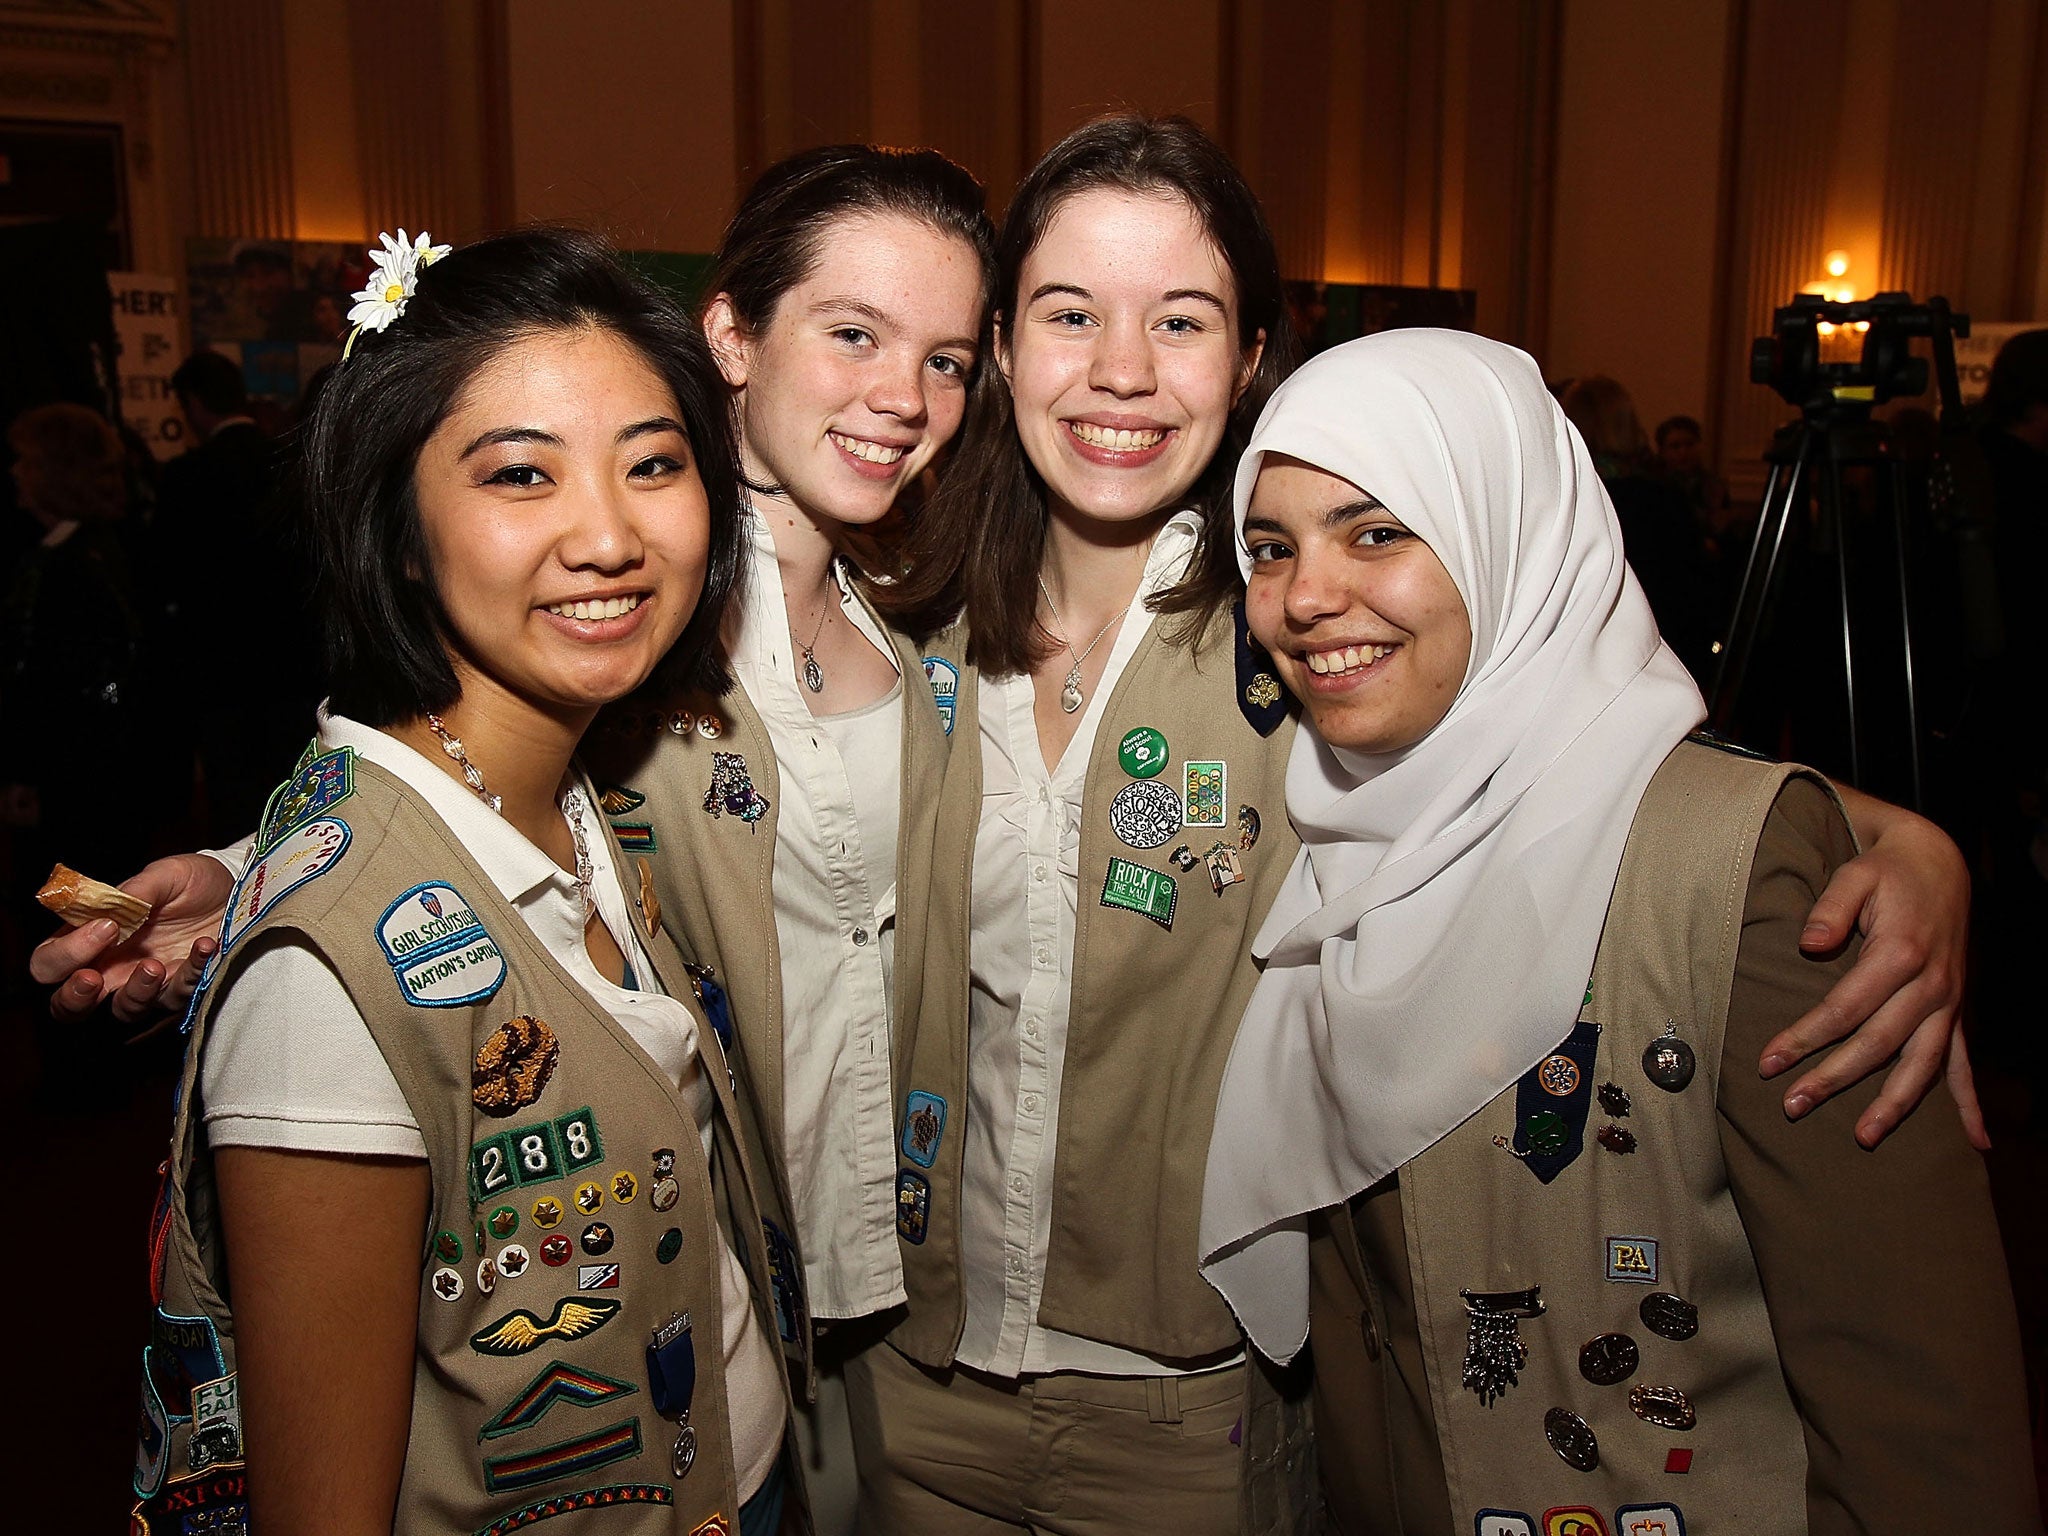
[1232,329,1266,406]
[993,313,1015,391]
[702,294,751,389]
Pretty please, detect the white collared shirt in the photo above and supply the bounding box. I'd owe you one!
[956,510,1239,1377]
[727,511,906,1321]
[199,713,786,1497]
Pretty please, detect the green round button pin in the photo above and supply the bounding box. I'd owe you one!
[1524,1110,1569,1156]
[656,1227,683,1265]
[1118,726,1169,779]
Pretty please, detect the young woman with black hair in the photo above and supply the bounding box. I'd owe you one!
[55,148,996,1533]
[861,114,1986,1535]
[137,227,794,1535]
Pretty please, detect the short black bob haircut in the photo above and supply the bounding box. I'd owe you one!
[297,226,744,726]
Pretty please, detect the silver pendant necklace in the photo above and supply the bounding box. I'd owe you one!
[424,712,594,918]
[1036,575,1124,714]
[795,594,831,694]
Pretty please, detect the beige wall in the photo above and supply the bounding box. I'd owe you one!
[10,0,2047,485]
[1546,0,1733,435]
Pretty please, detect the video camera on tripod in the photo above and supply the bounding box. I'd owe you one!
[1712,292,1972,807]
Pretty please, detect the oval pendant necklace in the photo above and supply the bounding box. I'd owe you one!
[795,596,831,694]
[1036,575,1125,714]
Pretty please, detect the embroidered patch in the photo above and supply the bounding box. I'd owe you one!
[612,822,656,853]
[256,746,354,850]
[895,1169,931,1245]
[692,1518,734,1536]
[378,881,506,1007]
[483,1417,643,1493]
[578,1264,620,1290]
[598,785,647,816]
[1184,760,1227,827]
[146,1310,225,1420]
[1540,1510,1609,1536]
[703,750,768,823]
[220,817,352,952]
[1100,857,1177,929]
[1475,1512,1536,1536]
[470,1297,622,1356]
[480,1360,638,1441]
[470,1111,598,1204]
[186,1373,240,1473]
[1109,778,1182,850]
[1616,1503,1687,1535]
[472,1484,673,1536]
[900,1090,948,1169]
[473,1016,560,1118]
[134,1356,171,1498]
[1606,1235,1659,1284]
[922,656,960,735]
[763,1217,804,1343]
[130,1466,248,1535]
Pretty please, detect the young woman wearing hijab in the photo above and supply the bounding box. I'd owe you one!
[1201,330,2039,1533]
[50,149,994,1534]
[863,115,1988,1536]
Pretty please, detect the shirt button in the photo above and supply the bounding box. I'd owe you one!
[1024,1019,1041,1041]
[1037,785,1051,804]
[852,927,869,946]
[1032,863,1047,882]
[1035,946,1052,967]
[1009,1175,1028,1195]
[1021,1093,1041,1115]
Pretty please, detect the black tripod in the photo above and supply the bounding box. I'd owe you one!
[1708,293,1969,810]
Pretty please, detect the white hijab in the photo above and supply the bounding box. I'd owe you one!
[1197,330,1704,1361]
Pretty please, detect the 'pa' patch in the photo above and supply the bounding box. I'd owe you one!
[1606,1235,1659,1284]
[377,881,505,1007]
[922,656,959,735]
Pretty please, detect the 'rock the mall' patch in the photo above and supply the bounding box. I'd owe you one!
[376,881,506,1007]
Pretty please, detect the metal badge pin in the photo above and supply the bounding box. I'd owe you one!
[1642,1021,1696,1092]
[1577,1332,1640,1386]
[1639,1292,1700,1341]
[1629,1383,1697,1430]
[1597,1124,1638,1155]
[1458,1286,1545,1405]
[1597,1081,1632,1117]
[1543,1406,1600,1471]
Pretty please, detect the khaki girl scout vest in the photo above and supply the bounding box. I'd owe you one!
[583,592,958,1236]
[1378,740,1834,1532]
[136,752,802,1536]
[895,606,1318,1535]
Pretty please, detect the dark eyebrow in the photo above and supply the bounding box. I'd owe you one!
[1240,497,1390,540]
[618,415,686,445]
[1028,282,1092,306]
[458,426,561,460]
[1162,287,1229,312]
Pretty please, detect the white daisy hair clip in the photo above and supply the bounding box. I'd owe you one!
[343,228,452,358]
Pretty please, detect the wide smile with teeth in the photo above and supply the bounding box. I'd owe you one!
[829,431,907,464]
[1068,421,1167,451]
[1305,643,1396,676]
[545,594,643,621]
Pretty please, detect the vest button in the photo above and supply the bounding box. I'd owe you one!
[1359,1308,1381,1361]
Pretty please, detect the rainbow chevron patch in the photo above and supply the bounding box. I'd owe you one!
[482,1417,642,1493]
[479,1359,638,1441]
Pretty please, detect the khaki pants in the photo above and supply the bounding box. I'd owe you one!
[843,1340,1244,1535]
[795,1314,899,1536]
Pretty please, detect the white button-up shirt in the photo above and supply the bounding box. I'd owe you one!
[956,511,1237,1377]
[728,512,906,1321]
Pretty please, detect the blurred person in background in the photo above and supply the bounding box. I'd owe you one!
[1656,411,1732,537]
[157,349,318,840]
[1564,375,1719,684]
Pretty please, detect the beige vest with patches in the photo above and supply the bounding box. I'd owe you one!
[145,756,791,1536]
[1398,740,1823,1528]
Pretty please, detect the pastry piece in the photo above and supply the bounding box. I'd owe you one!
[37,863,153,943]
